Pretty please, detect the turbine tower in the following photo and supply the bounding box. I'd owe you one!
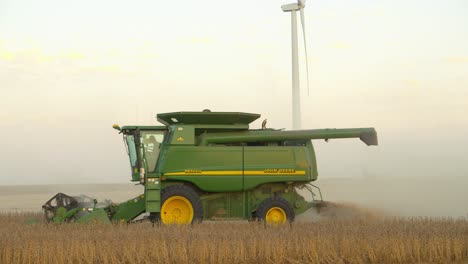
[281,0,309,130]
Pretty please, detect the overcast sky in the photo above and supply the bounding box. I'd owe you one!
[0,0,467,185]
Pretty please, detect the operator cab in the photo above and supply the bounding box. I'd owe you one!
[118,126,167,182]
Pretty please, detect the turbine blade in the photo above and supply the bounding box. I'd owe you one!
[300,8,310,96]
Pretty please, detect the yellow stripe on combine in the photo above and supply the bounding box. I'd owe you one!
[164,170,306,176]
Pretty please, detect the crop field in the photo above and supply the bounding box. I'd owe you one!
[1,211,467,264]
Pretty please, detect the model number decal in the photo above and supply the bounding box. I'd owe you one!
[264,169,296,173]
[184,169,202,173]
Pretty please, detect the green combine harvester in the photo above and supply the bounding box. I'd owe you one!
[43,110,377,224]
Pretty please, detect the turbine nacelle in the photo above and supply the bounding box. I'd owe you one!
[281,3,300,12]
[281,0,306,12]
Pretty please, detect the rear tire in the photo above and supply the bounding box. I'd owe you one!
[158,184,203,224]
[255,196,295,225]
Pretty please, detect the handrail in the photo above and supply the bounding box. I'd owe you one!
[302,183,323,202]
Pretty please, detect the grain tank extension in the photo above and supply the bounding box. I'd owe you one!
[43,110,378,224]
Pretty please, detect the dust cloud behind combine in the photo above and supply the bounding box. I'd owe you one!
[297,176,468,220]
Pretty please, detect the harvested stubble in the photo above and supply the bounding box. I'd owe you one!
[0,212,467,264]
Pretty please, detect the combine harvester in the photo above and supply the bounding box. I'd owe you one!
[43,110,378,224]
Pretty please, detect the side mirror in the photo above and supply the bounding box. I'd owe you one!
[112,124,121,131]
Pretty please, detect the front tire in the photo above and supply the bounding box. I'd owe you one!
[159,184,203,224]
[255,196,295,225]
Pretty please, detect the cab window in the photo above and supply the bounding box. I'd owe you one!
[141,131,165,172]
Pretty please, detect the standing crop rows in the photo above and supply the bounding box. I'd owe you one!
[1,213,467,264]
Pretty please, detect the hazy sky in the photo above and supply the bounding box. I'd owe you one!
[1,0,467,185]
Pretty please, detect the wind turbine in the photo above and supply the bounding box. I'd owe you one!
[281,0,310,130]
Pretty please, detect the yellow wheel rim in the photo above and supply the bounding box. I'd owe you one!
[265,207,287,225]
[161,196,194,224]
